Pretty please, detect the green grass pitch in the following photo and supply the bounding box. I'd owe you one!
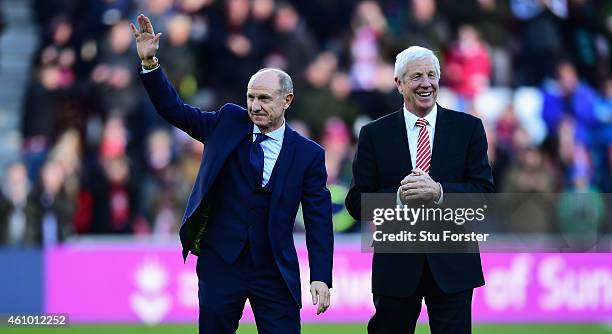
[2,324,611,334]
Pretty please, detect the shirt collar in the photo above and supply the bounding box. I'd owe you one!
[253,119,285,141]
[403,104,437,130]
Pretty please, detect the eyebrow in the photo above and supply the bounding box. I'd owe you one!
[410,71,436,76]
[248,93,273,99]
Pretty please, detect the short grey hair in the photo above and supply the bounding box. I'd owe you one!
[250,68,294,96]
[394,46,441,80]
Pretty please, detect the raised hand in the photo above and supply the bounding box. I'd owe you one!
[130,14,162,62]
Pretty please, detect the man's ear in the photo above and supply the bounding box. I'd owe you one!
[284,93,294,109]
[394,77,403,94]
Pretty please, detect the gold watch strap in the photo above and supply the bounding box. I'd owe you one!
[142,57,159,70]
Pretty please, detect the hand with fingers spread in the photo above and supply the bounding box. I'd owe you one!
[130,14,162,65]
[310,281,330,315]
[399,168,441,203]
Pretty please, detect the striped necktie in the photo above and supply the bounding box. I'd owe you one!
[415,118,431,173]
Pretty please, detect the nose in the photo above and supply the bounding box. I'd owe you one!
[418,77,433,88]
[252,98,261,111]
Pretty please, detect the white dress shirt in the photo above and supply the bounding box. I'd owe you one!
[403,104,437,168]
[253,121,285,187]
[397,104,443,204]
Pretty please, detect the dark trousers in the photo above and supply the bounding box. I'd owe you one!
[196,246,300,334]
[368,262,473,334]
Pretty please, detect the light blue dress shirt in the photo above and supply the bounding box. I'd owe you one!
[253,121,285,187]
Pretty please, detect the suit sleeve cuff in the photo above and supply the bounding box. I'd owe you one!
[396,186,403,206]
[141,64,160,74]
[433,182,444,205]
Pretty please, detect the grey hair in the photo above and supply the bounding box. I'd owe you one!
[394,46,441,80]
[250,68,294,96]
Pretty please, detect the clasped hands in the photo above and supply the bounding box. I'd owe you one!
[398,168,442,204]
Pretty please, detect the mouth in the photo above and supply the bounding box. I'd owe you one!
[416,92,433,97]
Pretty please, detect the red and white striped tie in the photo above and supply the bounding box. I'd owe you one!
[415,118,431,173]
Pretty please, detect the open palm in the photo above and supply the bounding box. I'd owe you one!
[130,14,162,61]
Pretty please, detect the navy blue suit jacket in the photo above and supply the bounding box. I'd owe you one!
[346,106,494,296]
[139,68,333,305]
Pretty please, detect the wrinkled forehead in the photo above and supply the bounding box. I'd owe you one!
[404,58,437,76]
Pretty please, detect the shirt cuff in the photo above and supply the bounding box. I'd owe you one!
[396,186,404,206]
[433,182,444,205]
[141,64,160,74]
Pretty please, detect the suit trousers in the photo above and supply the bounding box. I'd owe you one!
[196,246,300,334]
[368,261,473,334]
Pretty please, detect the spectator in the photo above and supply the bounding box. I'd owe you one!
[541,60,600,146]
[0,162,32,245]
[349,1,390,91]
[267,2,318,82]
[205,0,269,104]
[485,125,511,191]
[392,0,450,54]
[321,118,353,185]
[501,145,556,233]
[138,129,188,235]
[291,53,359,138]
[592,79,612,191]
[511,0,568,85]
[473,0,513,86]
[252,0,276,34]
[138,0,174,33]
[564,0,610,87]
[444,24,491,100]
[21,64,61,180]
[158,14,199,100]
[27,160,74,246]
[91,19,141,118]
[88,116,138,234]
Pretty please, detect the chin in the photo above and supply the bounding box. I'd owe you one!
[253,120,270,129]
[418,102,435,111]
[409,99,434,111]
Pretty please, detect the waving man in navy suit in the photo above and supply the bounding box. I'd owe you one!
[131,14,333,334]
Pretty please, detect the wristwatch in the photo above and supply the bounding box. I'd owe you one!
[142,56,159,70]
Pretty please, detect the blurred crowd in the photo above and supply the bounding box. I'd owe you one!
[0,0,610,246]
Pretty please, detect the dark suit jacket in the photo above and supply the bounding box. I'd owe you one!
[345,105,494,296]
[139,68,333,305]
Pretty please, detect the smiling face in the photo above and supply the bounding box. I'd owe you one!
[246,70,293,133]
[395,58,439,117]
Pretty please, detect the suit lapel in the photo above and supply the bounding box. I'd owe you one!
[268,125,297,225]
[392,109,413,172]
[272,124,296,193]
[429,104,452,181]
[237,131,258,188]
[203,113,251,192]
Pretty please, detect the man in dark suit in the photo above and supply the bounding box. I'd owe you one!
[131,14,333,334]
[345,46,494,333]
